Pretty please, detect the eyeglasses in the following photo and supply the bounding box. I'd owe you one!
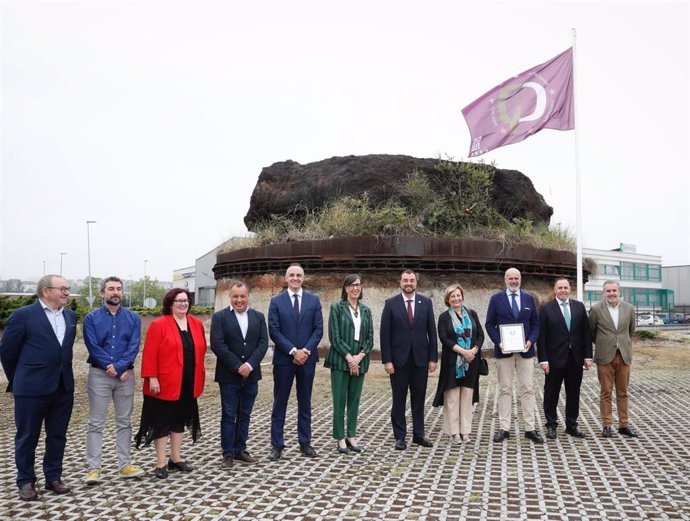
[47,286,71,293]
[173,299,189,304]
[347,283,362,288]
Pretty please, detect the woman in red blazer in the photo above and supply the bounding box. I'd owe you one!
[134,288,207,479]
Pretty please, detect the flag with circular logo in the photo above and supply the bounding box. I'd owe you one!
[462,47,574,157]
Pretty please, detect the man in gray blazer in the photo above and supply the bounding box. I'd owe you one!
[588,280,638,438]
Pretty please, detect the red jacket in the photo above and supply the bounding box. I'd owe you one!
[141,315,207,401]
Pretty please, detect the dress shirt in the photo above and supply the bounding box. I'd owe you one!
[401,293,416,316]
[348,305,362,342]
[557,299,569,318]
[233,308,253,371]
[83,305,141,377]
[606,301,620,329]
[234,309,249,339]
[505,289,521,311]
[39,299,66,345]
[288,289,304,356]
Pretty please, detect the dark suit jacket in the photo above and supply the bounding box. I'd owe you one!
[485,290,540,359]
[325,300,374,373]
[140,315,207,401]
[537,299,593,368]
[0,301,77,396]
[268,290,323,366]
[211,307,268,384]
[380,293,438,368]
[433,307,485,407]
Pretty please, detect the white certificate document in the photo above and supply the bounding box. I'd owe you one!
[499,324,526,353]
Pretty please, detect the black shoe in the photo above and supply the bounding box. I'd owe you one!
[222,457,234,469]
[394,439,407,450]
[546,426,557,440]
[45,480,71,495]
[412,436,433,448]
[269,447,283,461]
[18,482,38,501]
[602,426,613,438]
[167,459,193,472]
[153,466,168,479]
[525,431,545,444]
[336,441,349,454]
[300,444,317,457]
[618,426,639,438]
[493,430,510,442]
[565,427,586,438]
[345,438,362,453]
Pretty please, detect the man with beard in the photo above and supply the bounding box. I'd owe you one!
[380,269,438,450]
[82,277,144,484]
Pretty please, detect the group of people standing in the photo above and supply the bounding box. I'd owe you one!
[0,265,638,501]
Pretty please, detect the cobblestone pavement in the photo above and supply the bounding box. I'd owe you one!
[1,354,689,521]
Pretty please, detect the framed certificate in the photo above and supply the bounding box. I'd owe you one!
[499,323,526,353]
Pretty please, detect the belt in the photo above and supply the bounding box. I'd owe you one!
[90,364,134,370]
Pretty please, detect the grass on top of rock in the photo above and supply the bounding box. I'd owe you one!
[224,159,575,253]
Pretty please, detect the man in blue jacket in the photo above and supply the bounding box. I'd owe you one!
[82,276,144,485]
[268,264,323,460]
[485,268,543,444]
[211,281,268,468]
[0,275,77,500]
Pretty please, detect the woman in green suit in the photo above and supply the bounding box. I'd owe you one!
[325,274,374,453]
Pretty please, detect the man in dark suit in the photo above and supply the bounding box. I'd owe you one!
[268,264,323,460]
[485,267,543,444]
[211,281,269,468]
[537,278,593,440]
[0,275,77,500]
[380,269,438,450]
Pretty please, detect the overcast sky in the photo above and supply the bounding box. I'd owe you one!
[1,0,688,282]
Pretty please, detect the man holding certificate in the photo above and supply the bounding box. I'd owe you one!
[485,268,542,444]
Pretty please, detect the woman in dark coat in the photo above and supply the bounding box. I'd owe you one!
[433,284,484,444]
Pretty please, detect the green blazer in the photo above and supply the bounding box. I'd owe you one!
[325,300,374,373]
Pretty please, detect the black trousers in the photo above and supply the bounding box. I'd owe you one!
[543,350,584,430]
[390,356,428,440]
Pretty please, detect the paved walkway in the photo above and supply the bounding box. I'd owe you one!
[1,356,689,520]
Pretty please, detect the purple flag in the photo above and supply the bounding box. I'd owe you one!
[462,47,574,157]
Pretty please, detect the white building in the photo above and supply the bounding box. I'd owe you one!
[584,243,673,312]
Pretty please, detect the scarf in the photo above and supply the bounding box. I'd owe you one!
[450,306,473,379]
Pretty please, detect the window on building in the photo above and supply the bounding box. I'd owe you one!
[621,262,634,280]
[603,264,620,276]
[635,264,648,280]
[648,265,661,282]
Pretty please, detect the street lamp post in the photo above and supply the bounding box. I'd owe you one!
[60,252,67,275]
[86,220,97,308]
[43,260,46,276]
[143,260,149,307]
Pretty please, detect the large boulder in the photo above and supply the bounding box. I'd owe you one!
[244,154,552,230]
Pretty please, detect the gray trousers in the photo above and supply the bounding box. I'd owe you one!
[85,367,135,471]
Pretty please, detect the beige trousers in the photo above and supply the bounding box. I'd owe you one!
[442,386,474,436]
[496,355,536,432]
[596,351,632,428]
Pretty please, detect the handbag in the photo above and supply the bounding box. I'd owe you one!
[479,357,489,376]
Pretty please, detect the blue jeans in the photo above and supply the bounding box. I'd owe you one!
[219,381,258,458]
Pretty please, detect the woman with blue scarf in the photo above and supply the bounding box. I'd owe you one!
[432,284,485,444]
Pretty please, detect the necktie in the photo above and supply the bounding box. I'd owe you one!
[561,301,571,331]
[510,292,519,319]
[293,293,299,316]
[406,299,414,324]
